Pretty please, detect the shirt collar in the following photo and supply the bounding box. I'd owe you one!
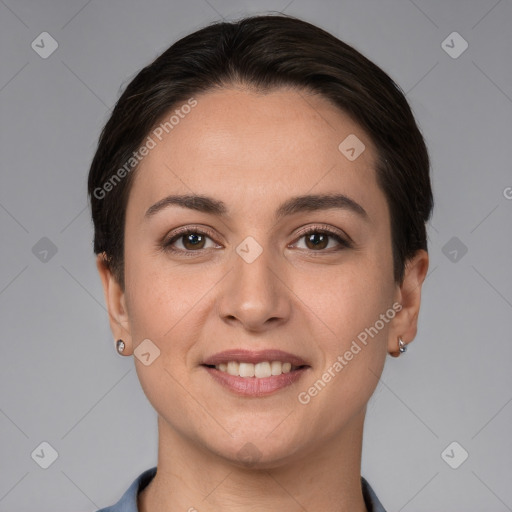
[97,466,387,512]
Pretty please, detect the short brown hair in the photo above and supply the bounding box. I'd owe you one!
[88,14,433,289]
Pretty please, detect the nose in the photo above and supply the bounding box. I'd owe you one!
[216,242,292,332]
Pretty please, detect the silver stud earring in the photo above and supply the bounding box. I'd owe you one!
[116,339,125,354]
[398,337,407,354]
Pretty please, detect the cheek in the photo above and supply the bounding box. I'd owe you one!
[291,272,392,433]
[296,247,394,336]
[123,257,207,424]
[292,246,394,390]
[124,244,205,339]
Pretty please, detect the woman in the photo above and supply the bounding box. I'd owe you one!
[89,14,432,512]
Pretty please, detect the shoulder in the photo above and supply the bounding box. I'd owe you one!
[96,466,157,512]
[95,467,384,512]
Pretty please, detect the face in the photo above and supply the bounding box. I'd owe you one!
[100,87,425,467]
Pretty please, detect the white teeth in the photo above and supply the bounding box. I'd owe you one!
[254,361,271,378]
[213,361,300,377]
[227,361,239,376]
[270,361,282,375]
[239,362,255,377]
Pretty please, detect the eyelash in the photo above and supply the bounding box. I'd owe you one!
[161,225,352,257]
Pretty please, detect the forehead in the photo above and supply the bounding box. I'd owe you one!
[129,87,386,223]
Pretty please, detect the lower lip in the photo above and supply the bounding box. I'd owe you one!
[203,366,309,397]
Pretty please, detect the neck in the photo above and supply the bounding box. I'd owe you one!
[138,412,368,512]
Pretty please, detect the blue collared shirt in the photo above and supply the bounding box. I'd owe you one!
[96,466,387,511]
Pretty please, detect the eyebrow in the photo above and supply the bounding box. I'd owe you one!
[144,193,368,221]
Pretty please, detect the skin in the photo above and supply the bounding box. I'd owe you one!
[97,86,429,512]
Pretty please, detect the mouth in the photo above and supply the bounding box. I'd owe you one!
[202,360,307,377]
[201,349,311,396]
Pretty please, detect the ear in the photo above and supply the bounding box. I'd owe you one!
[96,253,133,354]
[388,250,429,357]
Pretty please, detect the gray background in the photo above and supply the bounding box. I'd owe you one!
[1,0,511,511]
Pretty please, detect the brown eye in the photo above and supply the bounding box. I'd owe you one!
[304,232,329,250]
[180,232,206,250]
[163,228,219,254]
[292,227,351,252]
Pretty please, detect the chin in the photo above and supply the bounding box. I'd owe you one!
[203,429,307,470]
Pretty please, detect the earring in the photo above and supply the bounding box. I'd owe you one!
[116,339,125,354]
[398,337,407,354]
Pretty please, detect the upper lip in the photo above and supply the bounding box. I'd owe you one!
[202,349,309,367]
